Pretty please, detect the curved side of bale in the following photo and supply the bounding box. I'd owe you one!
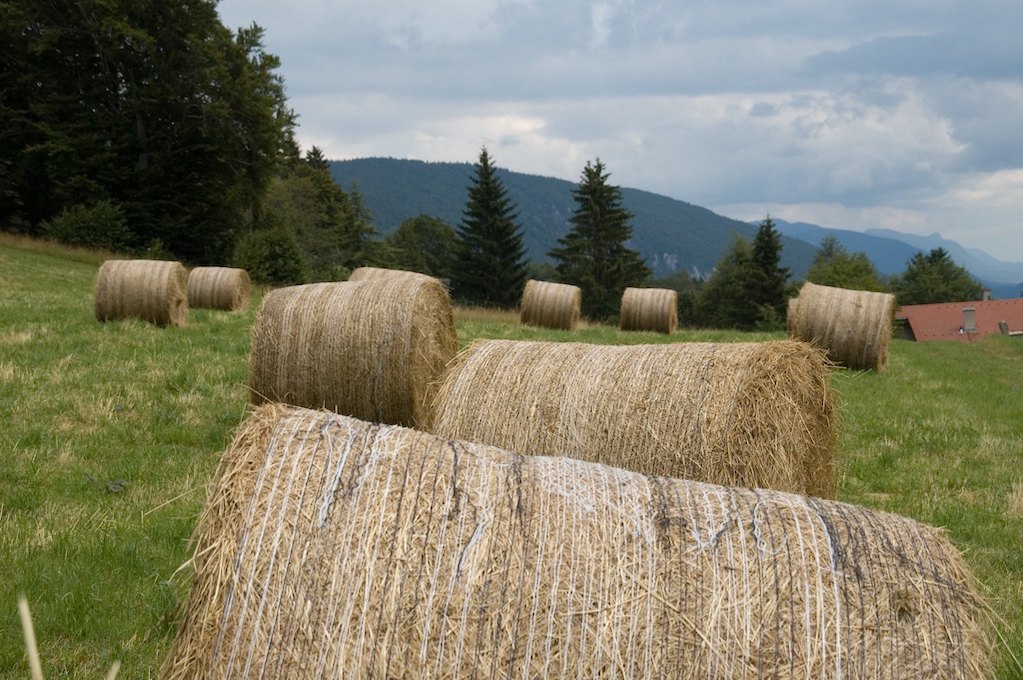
[249,278,456,426]
[348,266,437,284]
[94,259,187,326]
[519,279,582,330]
[789,282,896,371]
[160,404,994,680]
[430,339,837,498]
[186,267,251,311]
[620,287,678,333]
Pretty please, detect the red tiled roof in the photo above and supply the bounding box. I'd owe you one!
[896,298,1023,342]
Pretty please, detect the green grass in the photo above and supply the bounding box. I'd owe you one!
[1,235,1021,677]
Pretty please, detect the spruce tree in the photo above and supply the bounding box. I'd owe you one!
[452,148,528,307]
[745,215,790,325]
[549,159,651,320]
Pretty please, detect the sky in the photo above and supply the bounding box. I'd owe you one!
[217,0,1023,261]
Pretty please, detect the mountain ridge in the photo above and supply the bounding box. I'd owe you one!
[771,219,1023,299]
[329,157,817,278]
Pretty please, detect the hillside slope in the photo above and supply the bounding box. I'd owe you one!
[329,157,817,278]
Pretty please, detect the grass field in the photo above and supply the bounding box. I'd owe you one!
[1,234,1021,677]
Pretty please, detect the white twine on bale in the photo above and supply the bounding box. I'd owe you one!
[161,405,994,679]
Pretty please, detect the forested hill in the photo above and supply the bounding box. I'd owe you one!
[329,157,817,278]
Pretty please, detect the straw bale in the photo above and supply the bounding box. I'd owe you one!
[349,266,438,284]
[186,266,251,311]
[519,279,582,330]
[788,281,896,371]
[620,286,678,333]
[249,278,456,427]
[161,404,994,680]
[94,259,187,326]
[430,339,837,498]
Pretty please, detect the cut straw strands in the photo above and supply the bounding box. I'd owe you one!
[161,404,995,679]
[94,259,187,326]
[620,286,678,333]
[519,279,582,330]
[431,339,837,498]
[186,266,251,311]
[788,281,896,371]
[249,278,456,427]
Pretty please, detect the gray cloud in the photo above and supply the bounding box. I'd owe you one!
[218,0,1023,260]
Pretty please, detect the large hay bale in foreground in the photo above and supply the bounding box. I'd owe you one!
[788,281,896,371]
[161,404,993,679]
[186,266,251,311]
[94,259,187,326]
[249,278,455,426]
[620,286,678,333]
[519,279,582,330]
[430,339,837,498]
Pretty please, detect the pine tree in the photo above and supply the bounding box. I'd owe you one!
[745,215,790,326]
[549,159,651,320]
[452,148,528,307]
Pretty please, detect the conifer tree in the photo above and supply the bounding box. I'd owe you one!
[549,159,651,320]
[452,148,527,307]
[745,215,790,325]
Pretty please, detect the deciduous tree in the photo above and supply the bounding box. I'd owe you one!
[892,248,983,305]
[804,236,884,291]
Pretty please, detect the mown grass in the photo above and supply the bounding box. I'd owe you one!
[1,235,1021,677]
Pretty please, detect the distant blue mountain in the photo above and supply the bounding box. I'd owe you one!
[772,219,1023,299]
[771,221,919,276]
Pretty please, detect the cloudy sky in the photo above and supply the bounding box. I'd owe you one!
[217,0,1023,260]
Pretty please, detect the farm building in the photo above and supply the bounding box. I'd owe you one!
[897,298,1023,341]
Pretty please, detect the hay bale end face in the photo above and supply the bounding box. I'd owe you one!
[788,281,896,371]
[519,279,582,330]
[620,286,678,333]
[161,404,994,679]
[186,266,251,311]
[430,338,837,498]
[249,278,456,427]
[94,259,188,326]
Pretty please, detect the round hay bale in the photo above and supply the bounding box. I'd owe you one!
[161,404,994,679]
[94,259,187,326]
[186,266,251,311]
[788,281,896,371]
[249,278,456,427]
[519,279,582,330]
[430,339,837,498]
[620,286,678,333]
[349,266,439,285]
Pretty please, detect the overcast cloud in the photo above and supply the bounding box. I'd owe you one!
[218,0,1023,260]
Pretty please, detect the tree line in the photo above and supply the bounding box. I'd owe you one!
[0,1,985,327]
